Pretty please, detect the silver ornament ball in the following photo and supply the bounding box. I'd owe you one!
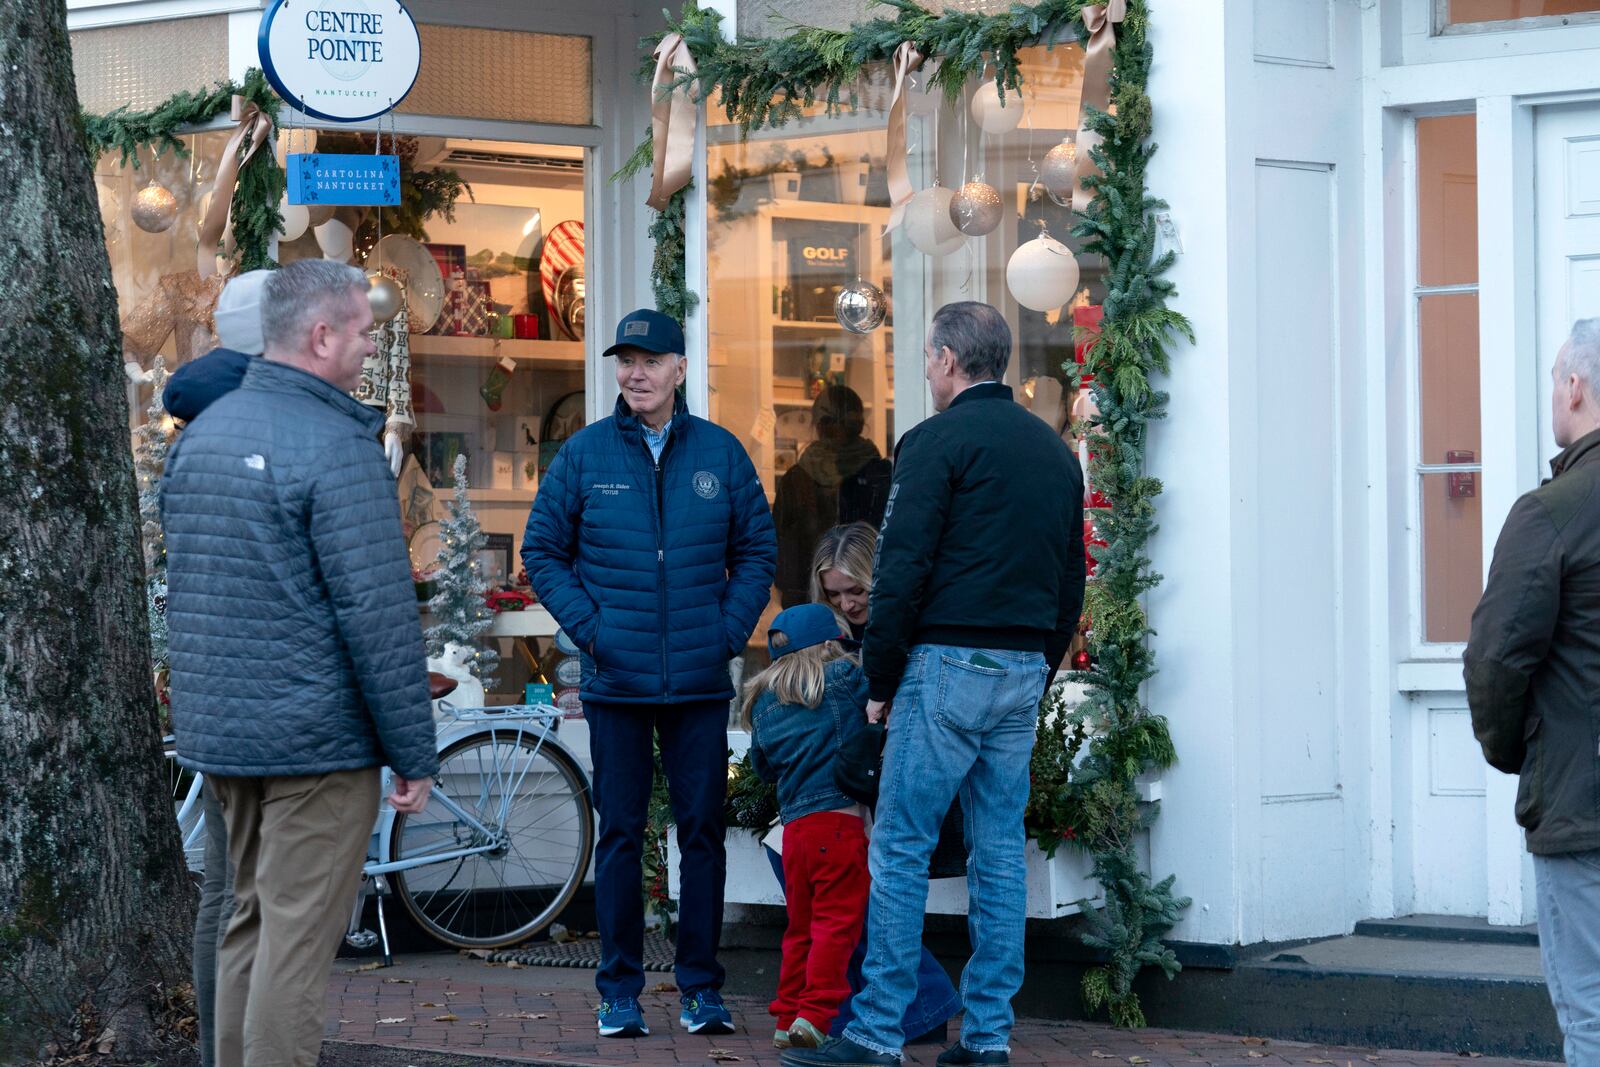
[1041,139,1078,206]
[834,280,888,334]
[131,182,179,233]
[949,179,1004,237]
[367,274,404,324]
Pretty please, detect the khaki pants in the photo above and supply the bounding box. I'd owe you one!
[211,768,379,1067]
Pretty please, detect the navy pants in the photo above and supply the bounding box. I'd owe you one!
[585,699,729,1000]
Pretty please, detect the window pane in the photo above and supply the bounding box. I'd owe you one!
[1447,0,1600,24]
[1418,292,1481,465]
[1417,115,1477,287]
[705,44,1097,689]
[1421,473,1483,644]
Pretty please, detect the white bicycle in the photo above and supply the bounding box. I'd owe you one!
[163,700,594,957]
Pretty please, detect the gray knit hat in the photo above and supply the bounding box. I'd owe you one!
[213,270,272,355]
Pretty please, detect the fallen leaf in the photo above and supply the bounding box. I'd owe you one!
[434,1013,460,1022]
[1129,1058,1150,1065]
[377,1017,408,1025]
[419,1002,439,1008]
[346,962,386,972]
[444,990,459,997]
[95,1029,116,1055]
[500,1011,549,1019]
[470,1021,488,1029]
[1247,1054,1265,1059]
[1307,1060,1334,1064]
[1366,1059,1381,1063]
[384,977,415,984]
[1242,1037,1268,1046]
[465,948,493,959]
[337,1019,354,1025]
[652,981,679,993]
[709,1051,743,1063]
[1091,1053,1113,1060]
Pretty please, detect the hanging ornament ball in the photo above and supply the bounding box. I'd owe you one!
[278,199,310,242]
[1041,138,1079,206]
[1006,233,1081,312]
[949,179,1004,237]
[834,280,888,334]
[1071,649,1092,672]
[131,182,179,233]
[367,273,404,324]
[306,204,337,227]
[971,79,1025,135]
[904,186,966,257]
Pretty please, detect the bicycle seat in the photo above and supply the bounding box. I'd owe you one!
[428,672,459,700]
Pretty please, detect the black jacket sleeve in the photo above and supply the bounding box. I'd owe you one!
[1046,491,1088,685]
[862,426,957,702]
[1464,493,1563,775]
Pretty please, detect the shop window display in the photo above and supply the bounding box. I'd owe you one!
[705,43,1098,700]
[101,134,586,701]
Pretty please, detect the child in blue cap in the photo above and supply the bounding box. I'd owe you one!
[743,603,872,1050]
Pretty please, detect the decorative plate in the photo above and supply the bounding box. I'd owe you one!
[554,656,584,687]
[539,389,586,476]
[370,234,445,334]
[554,629,579,656]
[539,220,585,340]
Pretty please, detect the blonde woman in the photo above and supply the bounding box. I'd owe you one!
[809,522,877,639]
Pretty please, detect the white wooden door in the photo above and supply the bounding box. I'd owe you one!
[1536,102,1600,470]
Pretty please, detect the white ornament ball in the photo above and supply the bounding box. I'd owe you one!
[835,280,888,334]
[971,79,1025,135]
[131,182,179,233]
[278,199,310,242]
[903,186,966,257]
[949,179,1004,237]
[1006,234,1080,312]
[367,273,404,324]
[1041,138,1078,206]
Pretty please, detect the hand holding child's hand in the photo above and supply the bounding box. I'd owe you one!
[866,698,890,724]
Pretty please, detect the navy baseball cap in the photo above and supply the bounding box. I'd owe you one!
[768,604,854,659]
[602,308,685,358]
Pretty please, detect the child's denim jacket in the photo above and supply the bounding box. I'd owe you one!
[749,658,869,824]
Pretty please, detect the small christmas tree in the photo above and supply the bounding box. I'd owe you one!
[425,454,499,683]
[132,357,172,671]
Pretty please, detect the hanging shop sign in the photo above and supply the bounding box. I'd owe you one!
[258,0,422,123]
[286,153,401,205]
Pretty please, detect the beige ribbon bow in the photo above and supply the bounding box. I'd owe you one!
[197,96,274,278]
[883,41,927,235]
[646,31,699,211]
[1073,0,1126,214]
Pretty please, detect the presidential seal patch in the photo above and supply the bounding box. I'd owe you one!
[693,471,721,499]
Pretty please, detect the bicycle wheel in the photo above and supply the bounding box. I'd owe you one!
[390,729,593,948]
[162,737,207,875]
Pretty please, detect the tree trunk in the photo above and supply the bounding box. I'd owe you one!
[0,1,196,1060]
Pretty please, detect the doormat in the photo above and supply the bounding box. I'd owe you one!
[490,930,674,972]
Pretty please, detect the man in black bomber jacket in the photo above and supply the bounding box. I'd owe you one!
[782,302,1085,1067]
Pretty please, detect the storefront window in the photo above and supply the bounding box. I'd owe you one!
[1442,0,1600,26]
[101,135,587,700]
[705,43,1095,688]
[1414,114,1481,645]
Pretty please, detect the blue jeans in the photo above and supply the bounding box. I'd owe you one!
[764,846,960,1039]
[585,699,729,1000]
[1536,849,1600,1065]
[844,645,1048,1057]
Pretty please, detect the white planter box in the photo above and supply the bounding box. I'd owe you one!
[669,828,1104,919]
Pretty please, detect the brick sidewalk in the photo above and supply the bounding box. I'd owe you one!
[323,970,1551,1067]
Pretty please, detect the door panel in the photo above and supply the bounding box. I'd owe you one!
[1536,104,1600,470]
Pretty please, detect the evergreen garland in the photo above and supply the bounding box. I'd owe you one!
[83,68,284,272]
[628,0,1190,1027]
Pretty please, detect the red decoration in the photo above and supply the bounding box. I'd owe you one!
[1073,304,1103,383]
[1071,649,1092,672]
[1084,516,1108,578]
[484,589,536,612]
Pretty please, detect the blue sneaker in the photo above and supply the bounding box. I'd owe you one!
[596,996,649,1038]
[679,989,735,1034]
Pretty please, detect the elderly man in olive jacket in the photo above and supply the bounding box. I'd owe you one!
[163,260,439,1067]
[1466,316,1600,1067]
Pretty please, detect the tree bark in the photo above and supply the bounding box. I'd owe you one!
[0,1,196,1060]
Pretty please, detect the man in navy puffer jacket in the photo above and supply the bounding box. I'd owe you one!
[523,308,776,1040]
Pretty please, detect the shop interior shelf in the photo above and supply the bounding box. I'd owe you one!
[465,488,536,504]
[410,335,585,368]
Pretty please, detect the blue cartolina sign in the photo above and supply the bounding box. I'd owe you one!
[259,0,421,123]
[286,153,401,206]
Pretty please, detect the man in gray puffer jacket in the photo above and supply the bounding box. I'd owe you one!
[162,259,438,1067]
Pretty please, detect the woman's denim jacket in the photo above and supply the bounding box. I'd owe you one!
[749,658,869,824]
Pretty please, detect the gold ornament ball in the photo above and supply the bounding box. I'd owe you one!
[131,182,179,233]
[1041,138,1079,206]
[367,274,404,324]
[949,179,1004,237]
